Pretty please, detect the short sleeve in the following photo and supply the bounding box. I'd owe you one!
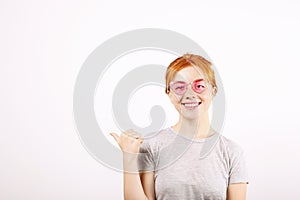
[137,142,155,172]
[228,147,249,185]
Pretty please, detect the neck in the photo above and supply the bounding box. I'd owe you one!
[172,113,215,139]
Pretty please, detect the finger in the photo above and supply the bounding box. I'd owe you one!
[121,133,138,141]
[137,138,144,144]
[124,129,141,138]
[129,134,141,139]
[110,132,120,143]
[124,129,135,136]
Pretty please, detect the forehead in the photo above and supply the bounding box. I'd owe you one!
[172,66,205,82]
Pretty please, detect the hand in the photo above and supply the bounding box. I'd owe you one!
[110,129,144,154]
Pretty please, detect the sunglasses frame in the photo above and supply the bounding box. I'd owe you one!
[169,78,207,95]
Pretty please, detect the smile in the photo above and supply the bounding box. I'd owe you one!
[181,102,202,109]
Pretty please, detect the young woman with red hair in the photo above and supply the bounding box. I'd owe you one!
[111,54,249,200]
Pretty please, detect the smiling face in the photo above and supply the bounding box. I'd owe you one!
[165,54,218,120]
[168,66,216,120]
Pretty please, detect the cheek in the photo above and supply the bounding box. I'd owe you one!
[197,90,213,100]
[197,93,213,108]
[169,92,180,102]
[169,94,182,108]
[198,94,208,100]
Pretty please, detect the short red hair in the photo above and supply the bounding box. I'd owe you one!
[165,54,218,94]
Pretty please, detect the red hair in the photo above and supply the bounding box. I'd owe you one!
[165,54,217,94]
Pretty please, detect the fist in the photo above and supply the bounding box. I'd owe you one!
[110,129,144,154]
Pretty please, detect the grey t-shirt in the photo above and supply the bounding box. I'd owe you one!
[138,128,249,200]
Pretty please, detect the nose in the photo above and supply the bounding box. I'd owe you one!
[183,85,196,100]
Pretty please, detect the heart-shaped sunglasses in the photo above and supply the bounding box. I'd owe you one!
[169,79,206,95]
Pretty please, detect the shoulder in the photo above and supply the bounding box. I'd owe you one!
[218,135,249,184]
[218,134,245,159]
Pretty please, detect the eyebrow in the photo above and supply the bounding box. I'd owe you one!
[174,78,204,82]
[194,78,204,81]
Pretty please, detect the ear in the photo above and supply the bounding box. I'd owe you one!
[212,86,217,96]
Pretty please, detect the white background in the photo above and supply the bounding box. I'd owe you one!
[1,0,300,199]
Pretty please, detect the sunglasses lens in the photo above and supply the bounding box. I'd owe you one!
[193,80,206,93]
[170,82,186,95]
[170,80,206,95]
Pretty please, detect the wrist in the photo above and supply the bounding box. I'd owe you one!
[123,152,139,173]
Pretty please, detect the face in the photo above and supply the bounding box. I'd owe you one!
[168,66,216,120]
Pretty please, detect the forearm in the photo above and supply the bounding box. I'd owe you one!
[123,154,148,200]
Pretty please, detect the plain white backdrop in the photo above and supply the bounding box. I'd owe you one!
[1,0,300,199]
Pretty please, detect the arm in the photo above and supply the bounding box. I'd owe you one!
[123,159,156,200]
[227,183,247,200]
[111,131,154,200]
[139,172,155,200]
[226,140,249,200]
[122,153,150,200]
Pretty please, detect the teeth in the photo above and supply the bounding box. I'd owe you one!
[182,102,201,106]
[186,103,198,106]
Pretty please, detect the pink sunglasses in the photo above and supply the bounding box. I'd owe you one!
[169,79,206,95]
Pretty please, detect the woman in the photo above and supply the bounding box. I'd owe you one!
[111,54,249,200]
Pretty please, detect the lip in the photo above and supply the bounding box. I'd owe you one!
[181,102,201,110]
[181,102,202,105]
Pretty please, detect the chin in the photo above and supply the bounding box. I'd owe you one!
[181,112,201,120]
